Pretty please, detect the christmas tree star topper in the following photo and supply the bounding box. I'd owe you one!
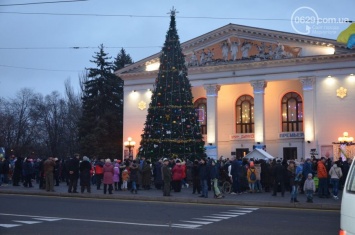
[168,6,178,16]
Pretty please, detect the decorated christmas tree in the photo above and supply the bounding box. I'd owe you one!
[137,8,205,162]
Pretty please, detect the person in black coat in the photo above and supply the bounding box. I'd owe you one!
[12,156,23,186]
[66,154,80,193]
[272,159,286,197]
[191,160,201,194]
[80,156,92,193]
[153,159,163,190]
[22,158,34,187]
[198,158,209,198]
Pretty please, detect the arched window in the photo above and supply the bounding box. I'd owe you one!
[281,92,303,132]
[194,98,207,135]
[236,95,254,133]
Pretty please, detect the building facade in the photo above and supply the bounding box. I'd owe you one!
[116,24,355,161]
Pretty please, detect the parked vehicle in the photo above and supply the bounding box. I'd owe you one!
[340,159,355,235]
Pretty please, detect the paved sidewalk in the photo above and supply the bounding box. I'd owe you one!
[0,183,341,210]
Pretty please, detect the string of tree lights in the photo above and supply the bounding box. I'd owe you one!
[137,8,205,162]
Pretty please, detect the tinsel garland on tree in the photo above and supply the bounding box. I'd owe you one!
[137,8,205,162]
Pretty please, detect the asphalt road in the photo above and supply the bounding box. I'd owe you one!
[0,195,339,235]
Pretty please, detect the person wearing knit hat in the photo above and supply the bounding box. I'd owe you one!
[303,173,316,203]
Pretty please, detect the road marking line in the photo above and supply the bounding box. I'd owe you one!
[228,210,254,213]
[219,213,246,216]
[0,224,22,228]
[170,224,201,229]
[212,214,238,217]
[0,213,194,229]
[210,214,235,218]
[180,220,213,225]
[205,215,233,219]
[33,218,62,222]
[193,218,221,222]
[236,208,259,210]
[13,220,42,224]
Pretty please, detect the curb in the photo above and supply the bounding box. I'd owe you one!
[0,190,340,211]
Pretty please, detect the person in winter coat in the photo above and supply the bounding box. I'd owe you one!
[210,160,222,198]
[141,158,152,190]
[113,162,120,191]
[272,159,286,197]
[102,159,114,194]
[191,160,201,194]
[303,173,316,203]
[254,161,262,192]
[153,159,163,190]
[129,160,139,194]
[317,157,330,198]
[79,156,92,193]
[22,158,34,187]
[199,158,209,198]
[172,159,184,192]
[329,161,343,200]
[161,158,172,196]
[12,156,23,186]
[121,169,129,191]
[247,163,257,193]
[287,160,300,203]
[94,159,104,190]
[66,154,80,193]
[43,157,56,192]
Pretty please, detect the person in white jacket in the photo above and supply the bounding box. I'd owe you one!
[329,161,343,200]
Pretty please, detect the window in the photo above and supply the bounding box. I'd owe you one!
[236,95,254,133]
[194,98,207,135]
[281,92,303,132]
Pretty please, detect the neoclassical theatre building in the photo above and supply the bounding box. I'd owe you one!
[116,24,355,161]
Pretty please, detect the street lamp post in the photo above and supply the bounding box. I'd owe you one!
[124,137,136,159]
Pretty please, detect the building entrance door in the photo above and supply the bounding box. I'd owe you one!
[236,148,249,159]
[283,147,297,160]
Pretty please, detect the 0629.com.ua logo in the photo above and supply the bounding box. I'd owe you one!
[291,6,349,36]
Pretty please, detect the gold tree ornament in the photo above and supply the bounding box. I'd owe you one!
[138,101,147,110]
[337,87,347,99]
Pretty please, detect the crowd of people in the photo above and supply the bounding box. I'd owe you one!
[0,153,352,203]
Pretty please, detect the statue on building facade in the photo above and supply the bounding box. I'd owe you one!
[230,38,241,61]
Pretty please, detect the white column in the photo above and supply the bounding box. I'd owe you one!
[300,76,316,156]
[250,80,266,144]
[203,84,221,145]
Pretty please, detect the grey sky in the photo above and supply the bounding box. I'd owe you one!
[0,0,353,98]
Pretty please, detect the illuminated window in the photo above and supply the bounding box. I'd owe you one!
[236,95,254,133]
[194,98,207,135]
[281,92,303,132]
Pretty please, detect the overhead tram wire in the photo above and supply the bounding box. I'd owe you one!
[0,0,89,7]
[0,46,161,50]
[0,11,292,21]
[0,64,82,72]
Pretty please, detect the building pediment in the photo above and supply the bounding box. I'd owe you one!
[116,23,351,78]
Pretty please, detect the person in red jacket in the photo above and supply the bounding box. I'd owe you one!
[172,159,184,192]
[317,157,330,198]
